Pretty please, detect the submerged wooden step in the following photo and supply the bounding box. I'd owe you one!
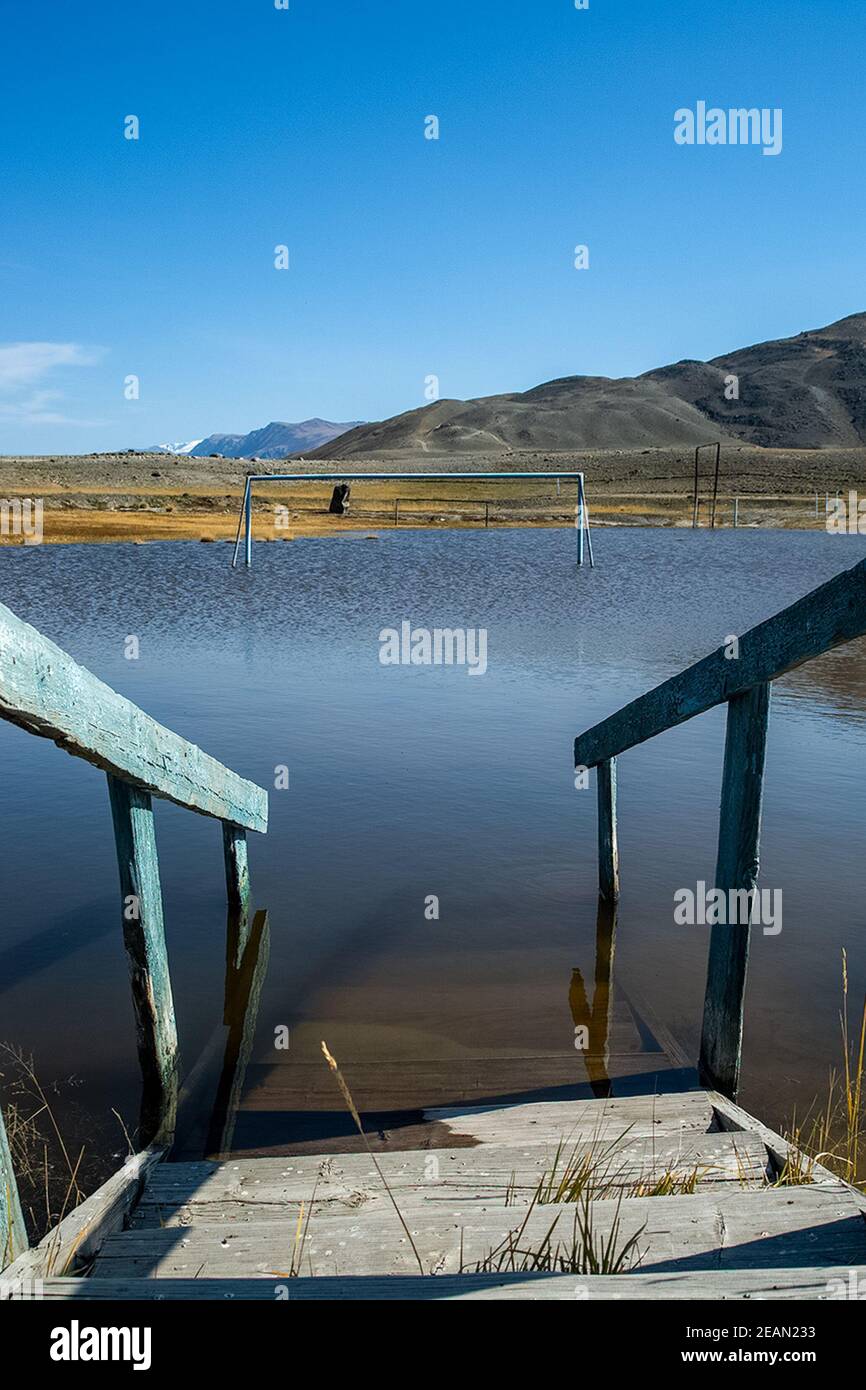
[238,1053,681,1116]
[94,1187,866,1279]
[133,1132,771,1227]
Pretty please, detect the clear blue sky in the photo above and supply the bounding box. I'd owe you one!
[2,0,864,453]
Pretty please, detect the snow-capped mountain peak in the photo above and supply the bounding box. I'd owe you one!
[147,440,204,455]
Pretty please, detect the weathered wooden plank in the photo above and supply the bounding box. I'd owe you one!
[425,1090,717,1144]
[699,685,771,1099]
[107,776,179,1144]
[573,554,866,769]
[18,1267,866,1299]
[597,758,619,901]
[131,1134,770,1227]
[0,600,267,831]
[222,824,251,971]
[91,1188,866,1278]
[1,1148,164,1284]
[144,1133,767,1196]
[0,1102,28,1269]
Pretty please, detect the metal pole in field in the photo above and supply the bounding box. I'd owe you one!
[583,478,595,568]
[244,478,252,568]
[577,475,585,566]
[231,478,249,570]
[692,447,700,527]
[733,497,739,528]
[710,442,721,529]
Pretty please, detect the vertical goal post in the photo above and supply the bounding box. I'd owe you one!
[231,471,594,569]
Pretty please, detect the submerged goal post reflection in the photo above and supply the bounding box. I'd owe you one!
[231,471,594,569]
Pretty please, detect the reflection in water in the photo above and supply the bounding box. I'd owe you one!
[569,897,618,1098]
[175,907,270,1160]
[207,907,270,1158]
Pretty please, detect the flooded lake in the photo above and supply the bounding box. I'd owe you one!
[2,527,866,1167]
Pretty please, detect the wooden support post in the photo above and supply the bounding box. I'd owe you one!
[1,1103,28,1269]
[107,776,179,1145]
[597,757,619,901]
[222,823,251,974]
[699,683,771,1099]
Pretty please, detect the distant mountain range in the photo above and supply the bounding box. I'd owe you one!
[146,418,362,460]
[308,313,866,458]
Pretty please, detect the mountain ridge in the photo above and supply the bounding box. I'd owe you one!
[146,418,363,460]
[308,313,866,459]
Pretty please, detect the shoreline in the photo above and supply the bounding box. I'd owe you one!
[1,445,863,544]
[0,500,838,545]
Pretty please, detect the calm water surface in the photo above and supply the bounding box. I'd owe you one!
[1,528,865,1162]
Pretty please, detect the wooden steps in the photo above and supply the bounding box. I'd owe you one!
[93,1187,866,1279]
[131,1133,771,1229]
[6,1088,866,1299]
[81,1092,866,1289]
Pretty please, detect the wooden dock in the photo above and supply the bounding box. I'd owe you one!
[3,557,866,1300]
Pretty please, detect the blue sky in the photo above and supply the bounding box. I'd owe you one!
[1,0,864,454]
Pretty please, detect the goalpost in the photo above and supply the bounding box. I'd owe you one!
[230,470,594,568]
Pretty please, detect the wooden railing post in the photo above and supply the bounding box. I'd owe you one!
[107,775,179,1145]
[222,823,251,973]
[699,683,771,1099]
[597,757,620,901]
[1,1103,28,1269]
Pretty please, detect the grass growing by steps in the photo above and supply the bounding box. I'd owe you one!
[468,1191,647,1277]
[777,952,866,1190]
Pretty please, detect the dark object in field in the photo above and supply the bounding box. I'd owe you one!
[329,483,351,515]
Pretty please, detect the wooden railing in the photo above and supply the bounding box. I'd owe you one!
[0,601,268,1271]
[574,554,866,1101]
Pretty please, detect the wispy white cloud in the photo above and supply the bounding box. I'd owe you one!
[0,341,105,426]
